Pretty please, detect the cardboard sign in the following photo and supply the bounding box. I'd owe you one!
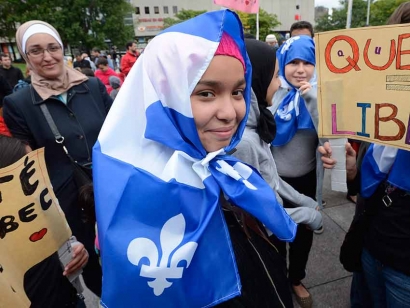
[0,149,71,307]
[316,23,410,150]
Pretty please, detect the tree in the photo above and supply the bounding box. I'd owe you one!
[0,0,134,51]
[370,0,409,26]
[163,9,207,29]
[237,9,280,40]
[315,0,368,32]
[315,0,410,32]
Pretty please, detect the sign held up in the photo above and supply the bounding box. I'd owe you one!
[316,23,410,150]
[0,149,71,307]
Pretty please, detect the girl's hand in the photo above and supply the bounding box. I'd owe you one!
[63,243,88,276]
[299,81,312,95]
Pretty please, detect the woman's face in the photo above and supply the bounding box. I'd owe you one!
[284,58,314,88]
[191,55,246,152]
[266,59,280,106]
[25,33,64,79]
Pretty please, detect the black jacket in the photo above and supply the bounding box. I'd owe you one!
[3,77,112,296]
[0,65,24,88]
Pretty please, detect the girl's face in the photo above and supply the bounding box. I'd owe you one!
[25,33,64,80]
[191,55,246,152]
[284,59,314,88]
[266,59,280,106]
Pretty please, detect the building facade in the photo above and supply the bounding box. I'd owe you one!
[130,0,315,42]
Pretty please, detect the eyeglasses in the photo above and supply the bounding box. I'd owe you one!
[26,45,62,57]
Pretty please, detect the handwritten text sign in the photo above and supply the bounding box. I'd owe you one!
[0,149,71,307]
[316,23,410,150]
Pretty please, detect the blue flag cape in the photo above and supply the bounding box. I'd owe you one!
[93,9,296,308]
[361,144,410,197]
[272,36,316,147]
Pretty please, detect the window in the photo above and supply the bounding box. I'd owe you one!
[135,7,140,15]
[163,6,169,14]
[154,6,159,14]
[144,6,150,14]
[173,6,178,14]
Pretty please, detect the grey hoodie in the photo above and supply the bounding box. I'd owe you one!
[233,91,323,231]
[269,84,326,207]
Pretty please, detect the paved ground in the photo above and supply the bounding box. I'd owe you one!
[296,169,355,307]
[84,170,355,307]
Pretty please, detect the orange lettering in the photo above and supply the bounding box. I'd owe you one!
[364,39,396,71]
[325,35,361,74]
[396,33,410,70]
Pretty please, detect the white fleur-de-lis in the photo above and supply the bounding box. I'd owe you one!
[127,214,198,296]
[280,36,301,54]
[215,160,257,190]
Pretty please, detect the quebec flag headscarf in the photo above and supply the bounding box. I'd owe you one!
[93,9,296,308]
[272,36,316,147]
[361,144,410,198]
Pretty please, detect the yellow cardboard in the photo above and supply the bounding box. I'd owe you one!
[0,148,71,307]
[316,23,410,150]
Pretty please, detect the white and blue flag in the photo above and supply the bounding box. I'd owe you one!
[93,9,296,308]
[361,144,410,197]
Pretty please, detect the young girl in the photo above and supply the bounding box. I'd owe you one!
[270,35,323,307]
[93,10,296,308]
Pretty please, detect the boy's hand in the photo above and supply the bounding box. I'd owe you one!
[299,81,312,95]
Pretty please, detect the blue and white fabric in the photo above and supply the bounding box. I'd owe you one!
[93,9,296,308]
[272,36,316,147]
[361,144,410,198]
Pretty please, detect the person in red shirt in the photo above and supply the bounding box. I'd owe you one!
[120,41,138,76]
[95,57,120,94]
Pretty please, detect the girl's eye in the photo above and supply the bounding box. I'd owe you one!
[198,91,215,98]
[232,89,244,97]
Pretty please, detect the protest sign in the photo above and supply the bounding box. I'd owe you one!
[0,149,71,307]
[316,23,410,150]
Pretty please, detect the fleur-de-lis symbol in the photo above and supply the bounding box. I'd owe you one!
[215,160,257,190]
[127,214,198,296]
[280,36,301,55]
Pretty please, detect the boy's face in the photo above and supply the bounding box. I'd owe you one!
[284,59,314,88]
[98,64,108,72]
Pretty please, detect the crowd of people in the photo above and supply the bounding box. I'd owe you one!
[0,2,409,308]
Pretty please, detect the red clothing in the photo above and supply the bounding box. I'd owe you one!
[120,51,138,76]
[0,116,11,136]
[94,68,119,94]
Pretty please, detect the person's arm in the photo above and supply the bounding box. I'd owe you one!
[121,56,131,76]
[95,78,113,113]
[3,95,36,147]
[285,207,323,231]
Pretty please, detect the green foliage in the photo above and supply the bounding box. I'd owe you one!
[315,0,410,32]
[163,9,207,29]
[315,0,368,32]
[0,0,134,50]
[237,9,280,40]
[370,0,409,26]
